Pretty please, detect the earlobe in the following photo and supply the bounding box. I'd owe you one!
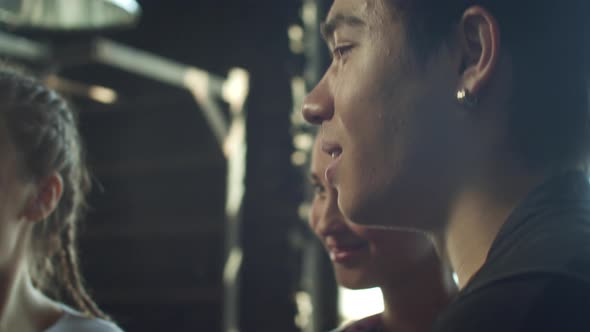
[457,6,501,100]
[22,173,64,223]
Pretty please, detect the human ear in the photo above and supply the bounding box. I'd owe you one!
[22,173,63,223]
[456,6,501,99]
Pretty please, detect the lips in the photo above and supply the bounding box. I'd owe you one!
[325,239,369,264]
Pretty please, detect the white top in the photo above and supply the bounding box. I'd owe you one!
[44,305,123,332]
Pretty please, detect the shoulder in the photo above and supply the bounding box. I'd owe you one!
[45,306,124,332]
[475,204,590,289]
[433,273,590,332]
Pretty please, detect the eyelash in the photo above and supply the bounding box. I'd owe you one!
[312,182,326,196]
[332,44,353,60]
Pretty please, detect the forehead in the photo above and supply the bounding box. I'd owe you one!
[327,0,388,25]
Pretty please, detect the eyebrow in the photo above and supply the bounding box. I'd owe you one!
[320,13,366,45]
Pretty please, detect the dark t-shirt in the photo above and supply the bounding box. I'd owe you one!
[432,171,590,332]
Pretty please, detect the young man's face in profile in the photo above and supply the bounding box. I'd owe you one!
[303,0,466,231]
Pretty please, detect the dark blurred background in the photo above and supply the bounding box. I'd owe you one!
[0,0,345,331]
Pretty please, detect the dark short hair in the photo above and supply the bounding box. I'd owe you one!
[389,0,590,171]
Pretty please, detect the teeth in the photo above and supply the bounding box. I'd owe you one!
[331,151,337,159]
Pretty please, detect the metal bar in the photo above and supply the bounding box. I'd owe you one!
[0,30,51,61]
[92,38,222,89]
[91,38,229,146]
[0,32,232,148]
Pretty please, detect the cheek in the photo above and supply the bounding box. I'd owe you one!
[395,84,461,181]
[347,222,372,238]
[0,218,20,266]
[336,51,414,150]
[374,232,434,262]
[308,199,322,234]
[335,57,387,118]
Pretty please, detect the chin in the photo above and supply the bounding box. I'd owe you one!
[333,264,376,290]
[336,275,375,290]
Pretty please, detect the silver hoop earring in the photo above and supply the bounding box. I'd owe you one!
[456,88,478,108]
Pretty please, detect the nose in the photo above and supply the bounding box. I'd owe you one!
[302,74,334,125]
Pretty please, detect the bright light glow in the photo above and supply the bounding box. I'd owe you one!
[111,0,141,13]
[0,0,141,29]
[290,40,304,54]
[222,68,250,114]
[456,89,466,100]
[294,291,313,329]
[453,272,459,285]
[223,117,246,217]
[294,133,314,151]
[290,77,306,125]
[288,24,305,54]
[302,2,318,26]
[223,116,245,158]
[298,203,310,221]
[88,86,118,104]
[288,25,304,41]
[339,287,384,323]
[44,75,118,105]
[223,247,243,286]
[291,151,308,166]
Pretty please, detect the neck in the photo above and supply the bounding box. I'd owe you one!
[0,230,62,332]
[380,252,457,332]
[444,160,547,288]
